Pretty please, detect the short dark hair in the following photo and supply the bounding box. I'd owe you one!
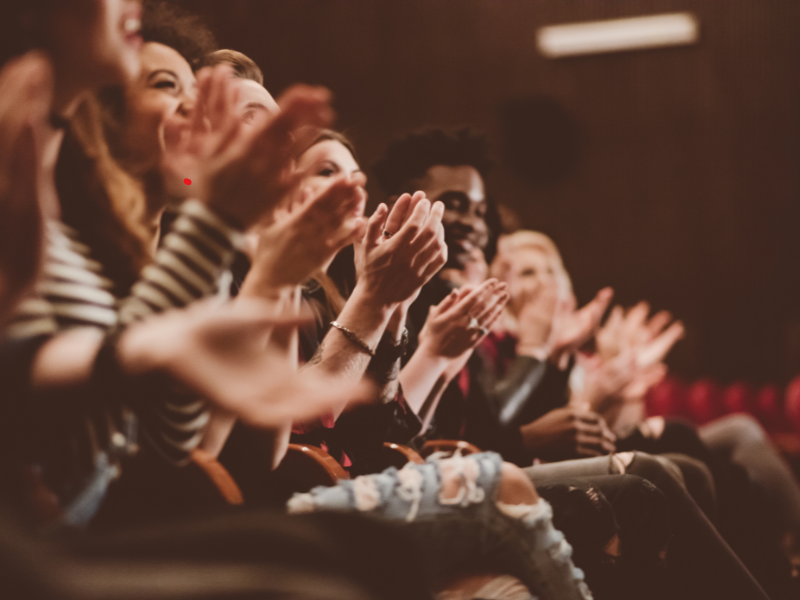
[141,0,217,71]
[373,128,493,196]
[202,49,263,85]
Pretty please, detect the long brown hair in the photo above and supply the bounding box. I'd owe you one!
[304,130,359,316]
[56,96,151,296]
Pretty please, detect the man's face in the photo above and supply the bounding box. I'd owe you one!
[410,165,489,270]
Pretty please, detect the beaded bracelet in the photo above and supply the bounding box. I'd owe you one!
[330,321,376,357]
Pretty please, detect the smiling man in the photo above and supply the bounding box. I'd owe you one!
[375,128,498,273]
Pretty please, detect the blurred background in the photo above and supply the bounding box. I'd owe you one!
[176,0,800,386]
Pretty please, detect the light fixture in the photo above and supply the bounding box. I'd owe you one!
[537,12,700,59]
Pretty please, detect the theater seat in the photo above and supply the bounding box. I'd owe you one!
[380,443,425,469]
[273,444,350,492]
[190,449,244,505]
[755,384,782,432]
[686,379,721,425]
[419,440,481,458]
[721,381,753,415]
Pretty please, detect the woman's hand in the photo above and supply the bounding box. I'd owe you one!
[162,66,334,229]
[0,52,52,320]
[241,172,367,294]
[118,299,374,429]
[418,279,509,358]
[549,287,614,363]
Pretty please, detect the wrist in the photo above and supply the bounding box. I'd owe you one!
[348,283,398,324]
[386,304,409,341]
[239,266,298,299]
[414,341,452,372]
[516,342,550,361]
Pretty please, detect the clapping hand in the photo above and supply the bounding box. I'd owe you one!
[119,299,374,428]
[0,52,52,320]
[162,65,334,229]
[242,171,367,293]
[418,279,509,359]
[353,193,448,309]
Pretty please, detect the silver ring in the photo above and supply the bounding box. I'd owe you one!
[383,230,394,238]
[467,316,489,336]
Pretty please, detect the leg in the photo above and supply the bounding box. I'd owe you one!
[289,453,591,600]
[701,414,800,540]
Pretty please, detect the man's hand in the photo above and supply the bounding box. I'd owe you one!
[520,406,616,461]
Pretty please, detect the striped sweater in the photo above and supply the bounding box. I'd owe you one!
[8,200,242,469]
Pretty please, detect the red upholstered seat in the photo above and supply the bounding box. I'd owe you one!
[686,379,721,425]
[720,382,754,416]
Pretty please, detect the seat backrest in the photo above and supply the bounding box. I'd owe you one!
[380,443,425,469]
[273,444,350,492]
[419,439,481,459]
[190,448,244,505]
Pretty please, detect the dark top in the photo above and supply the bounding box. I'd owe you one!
[405,277,569,466]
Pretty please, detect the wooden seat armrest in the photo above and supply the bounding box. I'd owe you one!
[420,439,482,459]
[273,444,350,493]
[381,442,425,469]
[190,448,244,505]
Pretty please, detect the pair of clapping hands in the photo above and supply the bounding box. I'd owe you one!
[574,301,686,413]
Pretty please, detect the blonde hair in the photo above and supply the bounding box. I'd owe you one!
[491,230,573,296]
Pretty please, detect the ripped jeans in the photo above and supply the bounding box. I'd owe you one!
[288,452,592,600]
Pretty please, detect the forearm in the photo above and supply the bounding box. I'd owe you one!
[30,328,104,391]
[399,347,450,416]
[368,305,407,405]
[304,285,393,381]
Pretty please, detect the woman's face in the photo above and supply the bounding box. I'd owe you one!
[48,0,142,90]
[296,139,364,198]
[504,246,559,314]
[118,42,196,174]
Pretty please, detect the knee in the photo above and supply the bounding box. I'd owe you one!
[497,462,539,505]
[627,452,682,493]
[714,413,767,446]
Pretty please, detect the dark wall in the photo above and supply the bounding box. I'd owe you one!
[179,0,800,384]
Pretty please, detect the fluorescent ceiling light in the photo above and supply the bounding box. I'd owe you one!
[537,12,699,58]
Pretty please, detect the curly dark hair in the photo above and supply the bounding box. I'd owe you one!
[141,0,217,70]
[372,128,493,196]
[374,128,501,262]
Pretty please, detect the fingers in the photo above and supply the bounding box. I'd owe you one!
[637,320,685,368]
[591,287,614,318]
[447,279,498,318]
[255,85,334,155]
[243,377,377,429]
[472,283,509,323]
[364,204,389,249]
[434,289,462,314]
[190,68,214,135]
[645,310,673,340]
[382,193,412,237]
[407,199,445,255]
[389,197,429,247]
